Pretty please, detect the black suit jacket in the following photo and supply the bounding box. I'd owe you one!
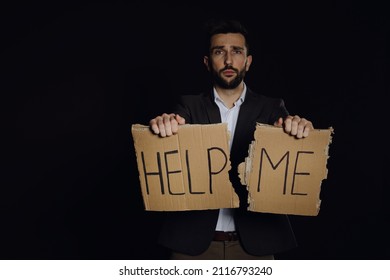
[157,88,298,256]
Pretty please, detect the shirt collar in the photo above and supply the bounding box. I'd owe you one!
[213,83,247,107]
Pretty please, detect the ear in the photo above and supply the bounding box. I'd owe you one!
[203,56,210,71]
[246,55,253,71]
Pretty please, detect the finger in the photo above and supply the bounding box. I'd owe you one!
[273,117,283,127]
[171,114,186,134]
[170,114,179,134]
[157,115,167,137]
[283,115,293,133]
[175,114,186,125]
[162,113,174,136]
[302,120,313,138]
[302,127,309,138]
[296,122,304,139]
[290,115,302,136]
[149,118,160,134]
[295,118,313,138]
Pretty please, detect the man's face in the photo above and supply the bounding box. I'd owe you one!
[204,33,252,89]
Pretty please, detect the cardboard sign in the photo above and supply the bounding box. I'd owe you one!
[131,124,239,211]
[238,123,334,216]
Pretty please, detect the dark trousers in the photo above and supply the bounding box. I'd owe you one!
[170,240,275,260]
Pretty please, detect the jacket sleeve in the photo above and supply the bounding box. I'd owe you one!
[268,98,289,125]
[173,95,192,122]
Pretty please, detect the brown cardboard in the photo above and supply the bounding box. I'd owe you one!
[131,123,239,211]
[238,123,334,216]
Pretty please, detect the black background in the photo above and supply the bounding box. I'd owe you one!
[1,1,389,259]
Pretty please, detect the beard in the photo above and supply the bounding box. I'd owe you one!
[210,64,247,89]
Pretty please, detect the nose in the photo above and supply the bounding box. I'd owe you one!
[224,52,232,66]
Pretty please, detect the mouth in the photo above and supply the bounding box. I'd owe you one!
[222,70,236,77]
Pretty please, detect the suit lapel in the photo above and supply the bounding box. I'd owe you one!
[200,88,259,148]
[201,90,221,123]
[232,89,258,144]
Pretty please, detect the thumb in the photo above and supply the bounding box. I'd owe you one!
[273,117,283,127]
[176,114,186,125]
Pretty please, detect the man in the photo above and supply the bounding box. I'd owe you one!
[149,19,313,259]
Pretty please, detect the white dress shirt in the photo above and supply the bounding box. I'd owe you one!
[213,84,247,232]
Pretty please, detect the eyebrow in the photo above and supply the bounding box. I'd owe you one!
[210,45,245,51]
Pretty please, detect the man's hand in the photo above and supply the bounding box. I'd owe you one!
[149,113,186,137]
[274,115,314,138]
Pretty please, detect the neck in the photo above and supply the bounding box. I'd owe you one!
[215,83,244,108]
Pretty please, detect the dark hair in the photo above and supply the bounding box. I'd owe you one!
[203,18,250,55]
